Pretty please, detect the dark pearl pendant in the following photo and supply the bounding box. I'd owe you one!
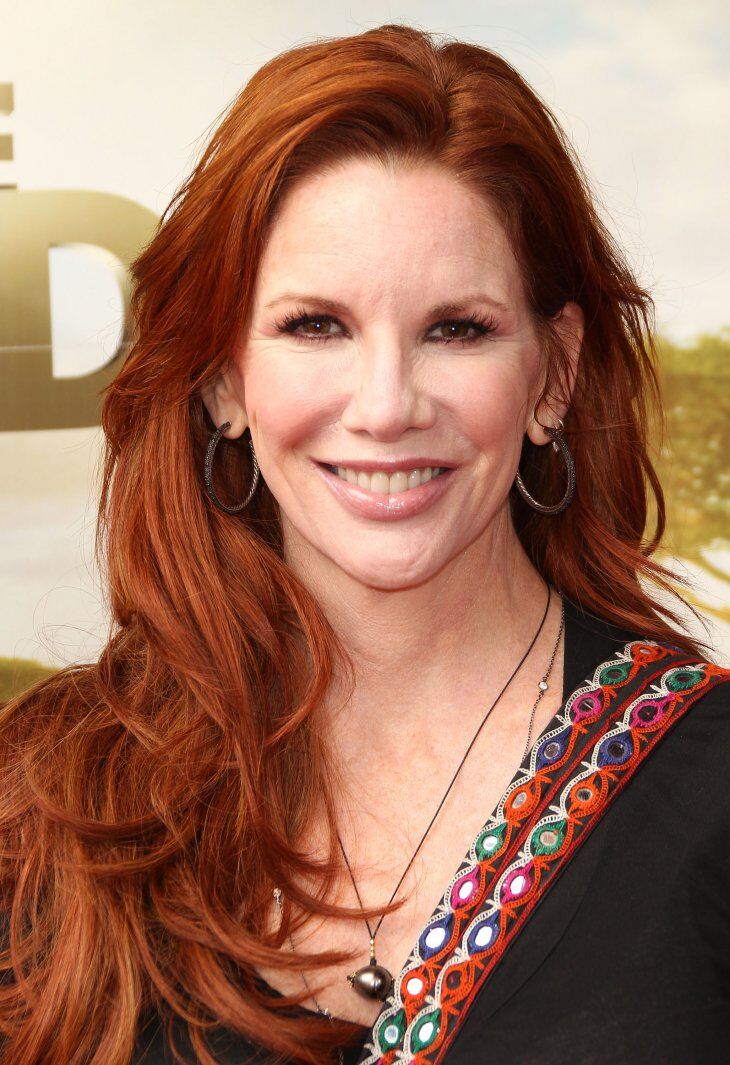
[347,939,393,1001]
[348,958,394,1001]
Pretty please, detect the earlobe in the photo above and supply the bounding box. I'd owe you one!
[199,368,248,439]
[527,405,563,447]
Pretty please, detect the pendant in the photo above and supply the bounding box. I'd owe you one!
[347,937,393,1001]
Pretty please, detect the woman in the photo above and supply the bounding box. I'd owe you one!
[1,22,727,1065]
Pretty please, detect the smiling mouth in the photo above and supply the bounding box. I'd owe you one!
[318,462,449,496]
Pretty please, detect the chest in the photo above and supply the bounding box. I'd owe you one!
[257,688,563,1028]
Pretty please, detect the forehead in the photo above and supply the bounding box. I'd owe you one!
[254,159,525,308]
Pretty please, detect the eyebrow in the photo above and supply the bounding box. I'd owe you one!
[264,292,510,317]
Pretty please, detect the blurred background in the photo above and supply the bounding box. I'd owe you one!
[1,0,728,700]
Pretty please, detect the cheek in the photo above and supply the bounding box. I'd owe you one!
[448,361,532,449]
[240,350,330,452]
[240,342,538,457]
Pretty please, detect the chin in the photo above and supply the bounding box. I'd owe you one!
[336,551,449,591]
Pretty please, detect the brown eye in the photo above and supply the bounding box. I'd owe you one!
[435,321,476,341]
[276,313,345,342]
[300,317,333,335]
[428,315,497,345]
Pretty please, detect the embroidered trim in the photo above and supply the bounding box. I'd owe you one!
[355,640,729,1064]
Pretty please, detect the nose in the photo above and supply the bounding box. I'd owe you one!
[338,339,434,440]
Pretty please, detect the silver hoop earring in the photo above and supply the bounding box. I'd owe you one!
[203,421,260,513]
[513,416,575,515]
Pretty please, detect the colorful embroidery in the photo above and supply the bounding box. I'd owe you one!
[355,641,729,1065]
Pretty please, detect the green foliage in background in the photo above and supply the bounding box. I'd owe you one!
[654,329,730,597]
[0,655,56,703]
[656,327,730,378]
[1,329,728,701]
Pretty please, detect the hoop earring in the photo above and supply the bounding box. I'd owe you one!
[203,421,260,513]
[513,415,575,515]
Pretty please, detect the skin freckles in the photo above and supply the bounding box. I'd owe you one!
[200,159,585,1024]
[200,157,583,742]
[201,159,581,594]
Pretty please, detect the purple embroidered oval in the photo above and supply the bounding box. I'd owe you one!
[418,913,454,960]
[596,730,634,767]
[466,911,501,956]
[536,728,570,769]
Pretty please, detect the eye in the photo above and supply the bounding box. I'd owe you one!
[274,307,345,343]
[273,306,498,346]
[427,314,498,345]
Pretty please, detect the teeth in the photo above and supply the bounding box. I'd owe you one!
[333,466,445,494]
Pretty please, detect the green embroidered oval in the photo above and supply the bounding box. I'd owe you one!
[475,821,507,860]
[411,1009,441,1051]
[530,818,567,856]
[598,662,632,686]
[666,666,703,692]
[377,1008,406,1051]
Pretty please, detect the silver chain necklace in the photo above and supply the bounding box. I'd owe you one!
[273,585,564,1048]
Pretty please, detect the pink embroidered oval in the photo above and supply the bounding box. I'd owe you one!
[571,689,602,722]
[450,868,480,909]
[500,862,535,902]
[629,694,672,728]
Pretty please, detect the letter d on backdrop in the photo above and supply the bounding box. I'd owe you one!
[0,188,158,430]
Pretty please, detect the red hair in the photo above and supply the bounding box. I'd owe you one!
[0,23,713,1065]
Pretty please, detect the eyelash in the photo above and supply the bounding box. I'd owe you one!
[274,305,498,347]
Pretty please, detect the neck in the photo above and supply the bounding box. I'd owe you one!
[284,511,559,748]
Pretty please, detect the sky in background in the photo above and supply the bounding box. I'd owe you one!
[1,0,728,666]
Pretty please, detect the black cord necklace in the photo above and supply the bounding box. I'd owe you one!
[341,581,560,1000]
[274,581,564,1013]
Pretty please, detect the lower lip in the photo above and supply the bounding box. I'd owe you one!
[313,462,457,521]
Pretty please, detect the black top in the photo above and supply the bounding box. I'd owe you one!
[42,598,730,1062]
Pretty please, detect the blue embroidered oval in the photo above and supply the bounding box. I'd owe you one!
[596,730,634,766]
[418,913,454,959]
[466,911,501,955]
[536,728,570,769]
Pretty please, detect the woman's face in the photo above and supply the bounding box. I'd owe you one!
[203,159,582,590]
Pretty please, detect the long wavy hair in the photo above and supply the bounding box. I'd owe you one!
[0,22,714,1065]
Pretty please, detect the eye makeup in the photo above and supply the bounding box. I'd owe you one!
[273,305,499,347]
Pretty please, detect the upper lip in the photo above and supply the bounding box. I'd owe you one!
[315,457,458,472]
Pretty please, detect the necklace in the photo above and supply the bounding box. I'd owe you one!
[274,887,347,1065]
[273,584,563,1026]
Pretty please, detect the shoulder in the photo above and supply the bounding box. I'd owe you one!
[578,640,730,887]
[658,663,729,764]
[624,654,730,847]
[562,594,730,687]
[562,593,730,771]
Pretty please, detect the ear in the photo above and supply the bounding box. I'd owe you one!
[528,301,584,447]
[199,366,248,439]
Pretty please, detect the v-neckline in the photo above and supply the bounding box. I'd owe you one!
[349,596,645,1061]
[257,595,638,1032]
